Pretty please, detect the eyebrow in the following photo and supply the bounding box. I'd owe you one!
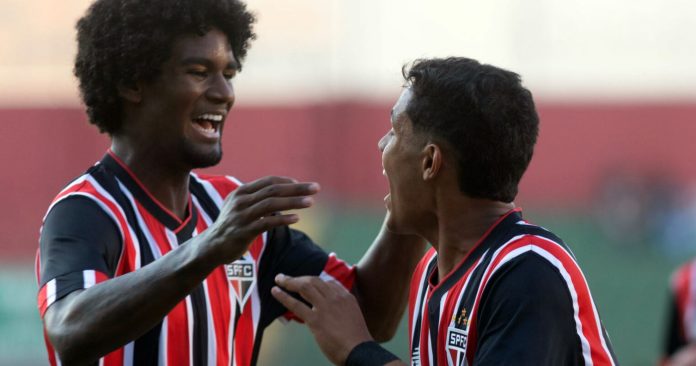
[181,57,239,70]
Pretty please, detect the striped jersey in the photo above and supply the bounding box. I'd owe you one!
[408,209,617,366]
[663,259,696,361]
[36,151,355,366]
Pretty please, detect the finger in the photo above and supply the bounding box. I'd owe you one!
[244,196,315,220]
[252,182,320,200]
[235,176,298,195]
[246,214,300,233]
[234,183,320,211]
[275,274,331,301]
[271,286,313,321]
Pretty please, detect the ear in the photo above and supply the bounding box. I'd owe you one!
[421,143,443,181]
[117,81,143,103]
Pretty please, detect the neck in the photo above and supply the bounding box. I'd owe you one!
[429,196,515,283]
[110,140,191,220]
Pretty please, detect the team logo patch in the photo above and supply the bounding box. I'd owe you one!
[447,326,468,366]
[225,257,256,308]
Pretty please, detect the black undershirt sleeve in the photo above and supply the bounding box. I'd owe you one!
[473,253,585,366]
[256,225,331,324]
[39,196,122,306]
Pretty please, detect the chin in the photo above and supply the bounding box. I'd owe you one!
[183,143,223,168]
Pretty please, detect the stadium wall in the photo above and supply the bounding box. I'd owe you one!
[1,102,695,259]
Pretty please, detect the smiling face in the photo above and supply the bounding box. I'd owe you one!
[378,88,431,233]
[133,28,237,169]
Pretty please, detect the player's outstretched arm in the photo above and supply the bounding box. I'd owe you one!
[272,274,406,366]
[43,176,318,365]
[353,215,426,341]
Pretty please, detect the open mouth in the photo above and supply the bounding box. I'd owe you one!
[192,113,223,138]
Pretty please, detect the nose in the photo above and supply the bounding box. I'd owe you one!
[206,73,235,106]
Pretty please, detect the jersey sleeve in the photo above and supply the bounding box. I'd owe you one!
[663,263,691,361]
[257,225,356,324]
[37,196,122,317]
[472,253,586,366]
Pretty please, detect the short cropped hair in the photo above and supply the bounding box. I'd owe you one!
[403,57,539,203]
[74,0,256,134]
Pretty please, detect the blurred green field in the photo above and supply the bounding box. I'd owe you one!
[0,207,682,365]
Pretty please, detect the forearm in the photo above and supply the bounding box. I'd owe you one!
[45,232,220,364]
[354,219,426,341]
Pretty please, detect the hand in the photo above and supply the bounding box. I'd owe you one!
[204,176,319,264]
[667,344,696,366]
[271,274,374,365]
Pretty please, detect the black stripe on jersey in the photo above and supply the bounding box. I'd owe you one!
[190,285,208,366]
[176,207,198,244]
[189,176,221,220]
[91,164,162,365]
[101,154,181,230]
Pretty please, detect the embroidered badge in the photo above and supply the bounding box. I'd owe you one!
[225,257,256,308]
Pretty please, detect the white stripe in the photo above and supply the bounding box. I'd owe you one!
[166,229,179,250]
[225,175,244,187]
[159,317,168,366]
[117,179,164,259]
[83,270,96,289]
[46,279,57,309]
[228,282,238,366]
[54,350,62,366]
[202,280,217,366]
[185,296,195,366]
[123,341,134,366]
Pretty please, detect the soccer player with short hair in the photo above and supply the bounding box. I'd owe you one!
[35,0,425,365]
[272,57,619,366]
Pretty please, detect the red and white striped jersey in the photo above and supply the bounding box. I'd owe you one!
[36,151,355,366]
[408,209,617,366]
[663,259,696,360]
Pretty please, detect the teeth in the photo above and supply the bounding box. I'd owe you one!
[196,113,223,122]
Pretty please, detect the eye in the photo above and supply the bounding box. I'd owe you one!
[188,69,208,79]
[223,70,237,81]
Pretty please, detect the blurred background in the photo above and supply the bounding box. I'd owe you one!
[1,0,696,364]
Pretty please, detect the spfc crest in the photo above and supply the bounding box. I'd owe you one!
[446,326,468,366]
[225,257,256,308]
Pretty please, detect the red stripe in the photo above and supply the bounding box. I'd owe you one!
[248,235,265,260]
[168,301,191,366]
[323,253,356,290]
[102,347,125,366]
[234,300,255,366]
[466,236,613,365]
[94,270,109,284]
[206,267,232,366]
